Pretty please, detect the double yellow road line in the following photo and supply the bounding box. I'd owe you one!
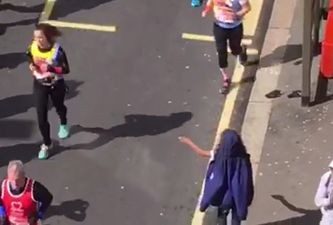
[39,0,116,32]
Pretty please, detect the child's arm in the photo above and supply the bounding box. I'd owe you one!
[236,0,251,18]
[202,0,214,17]
[178,136,211,158]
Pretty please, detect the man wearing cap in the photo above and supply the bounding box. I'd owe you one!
[0,160,53,225]
[315,160,333,225]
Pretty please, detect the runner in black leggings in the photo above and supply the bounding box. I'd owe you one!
[26,23,70,160]
[202,0,251,94]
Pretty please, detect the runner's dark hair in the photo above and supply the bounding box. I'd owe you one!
[35,23,62,44]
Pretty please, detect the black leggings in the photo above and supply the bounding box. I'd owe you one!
[33,79,67,145]
[217,208,241,225]
[213,23,243,69]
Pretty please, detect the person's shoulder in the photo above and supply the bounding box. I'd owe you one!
[32,180,43,186]
[321,171,331,181]
[32,180,50,193]
[52,44,66,59]
[30,179,43,188]
[56,45,67,56]
[26,42,34,54]
[53,43,63,51]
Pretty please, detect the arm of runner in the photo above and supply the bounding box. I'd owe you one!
[236,0,251,18]
[33,181,53,219]
[26,45,38,73]
[47,47,70,75]
[202,0,214,17]
[178,136,211,158]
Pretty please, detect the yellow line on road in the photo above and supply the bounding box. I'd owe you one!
[213,66,245,147]
[39,0,117,32]
[182,33,257,54]
[182,33,215,42]
[191,63,245,225]
[42,20,117,32]
[182,33,253,45]
[191,0,263,224]
[39,0,56,22]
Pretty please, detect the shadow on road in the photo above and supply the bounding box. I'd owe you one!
[0,142,40,168]
[0,2,43,12]
[0,112,193,167]
[50,0,116,19]
[0,119,35,139]
[0,80,83,120]
[0,52,28,70]
[67,112,193,150]
[258,195,321,225]
[0,1,41,36]
[46,199,89,222]
[0,17,37,36]
[260,44,302,68]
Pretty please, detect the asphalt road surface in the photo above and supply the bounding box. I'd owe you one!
[0,0,263,224]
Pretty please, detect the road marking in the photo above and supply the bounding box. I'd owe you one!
[182,33,257,54]
[182,33,258,55]
[42,20,117,32]
[39,0,56,22]
[39,0,117,32]
[191,0,264,224]
[182,33,215,42]
[182,33,253,45]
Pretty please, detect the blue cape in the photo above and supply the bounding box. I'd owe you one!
[199,130,254,220]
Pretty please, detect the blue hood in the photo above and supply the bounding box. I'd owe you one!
[199,129,254,220]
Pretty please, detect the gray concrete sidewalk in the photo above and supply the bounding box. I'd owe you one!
[244,0,333,224]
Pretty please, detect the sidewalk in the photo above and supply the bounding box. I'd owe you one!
[243,0,333,224]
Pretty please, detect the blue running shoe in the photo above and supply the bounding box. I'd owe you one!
[58,124,69,139]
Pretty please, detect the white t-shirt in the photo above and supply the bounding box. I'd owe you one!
[214,0,249,28]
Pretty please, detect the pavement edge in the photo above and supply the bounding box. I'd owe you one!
[241,0,298,200]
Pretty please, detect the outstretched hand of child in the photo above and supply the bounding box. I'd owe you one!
[178,136,192,145]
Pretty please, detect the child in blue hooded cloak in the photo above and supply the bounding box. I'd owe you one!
[179,129,254,225]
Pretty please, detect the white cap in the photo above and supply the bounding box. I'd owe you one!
[329,160,333,168]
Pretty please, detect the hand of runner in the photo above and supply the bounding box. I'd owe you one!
[39,63,50,73]
[201,4,211,17]
[220,5,236,20]
[29,63,38,72]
